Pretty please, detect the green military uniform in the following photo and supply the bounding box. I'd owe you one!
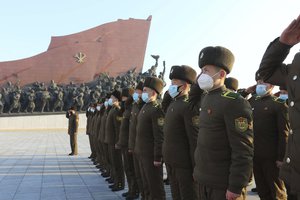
[163,95,199,200]
[86,109,96,158]
[257,37,300,197]
[117,101,139,198]
[68,111,79,155]
[193,86,254,200]
[128,100,146,199]
[135,100,166,200]
[105,105,124,190]
[249,94,288,199]
[99,105,111,177]
[94,110,103,165]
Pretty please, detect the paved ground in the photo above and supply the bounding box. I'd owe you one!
[0,130,259,200]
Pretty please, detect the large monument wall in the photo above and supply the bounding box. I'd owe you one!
[0,16,152,86]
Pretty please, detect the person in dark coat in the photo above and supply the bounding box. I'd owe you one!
[256,14,300,199]
[163,65,199,200]
[67,106,79,156]
[105,89,125,191]
[249,79,288,200]
[194,46,254,200]
[128,81,146,200]
[135,76,166,200]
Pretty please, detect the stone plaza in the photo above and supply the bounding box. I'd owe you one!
[0,130,259,200]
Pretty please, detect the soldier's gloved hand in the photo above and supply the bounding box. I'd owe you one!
[153,161,162,167]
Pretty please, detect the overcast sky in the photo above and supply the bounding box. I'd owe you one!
[1,0,299,88]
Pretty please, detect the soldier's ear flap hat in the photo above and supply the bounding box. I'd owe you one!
[144,76,164,94]
[111,89,122,101]
[169,65,197,84]
[224,77,239,91]
[135,81,144,91]
[198,46,235,74]
[121,88,134,98]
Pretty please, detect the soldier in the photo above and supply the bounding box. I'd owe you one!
[105,89,125,191]
[86,104,97,160]
[135,76,166,200]
[116,87,138,200]
[128,81,146,200]
[256,15,300,199]
[66,106,79,156]
[93,99,105,168]
[163,65,198,200]
[99,94,112,179]
[248,79,288,200]
[194,46,254,200]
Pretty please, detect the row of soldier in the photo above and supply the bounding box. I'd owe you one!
[84,36,300,200]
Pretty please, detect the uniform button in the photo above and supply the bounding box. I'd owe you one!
[199,108,201,111]
[286,157,291,163]
[290,101,295,107]
[290,129,293,135]
[293,75,298,80]
[251,108,254,111]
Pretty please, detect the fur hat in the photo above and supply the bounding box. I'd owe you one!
[111,89,122,101]
[224,77,239,91]
[169,65,197,84]
[121,87,134,97]
[135,81,144,91]
[198,46,235,74]
[144,76,164,94]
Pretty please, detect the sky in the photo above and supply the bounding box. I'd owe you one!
[1,0,300,89]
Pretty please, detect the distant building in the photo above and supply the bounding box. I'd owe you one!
[0,16,152,86]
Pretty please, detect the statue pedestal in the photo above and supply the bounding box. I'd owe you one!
[0,113,86,131]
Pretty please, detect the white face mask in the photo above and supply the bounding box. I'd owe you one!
[96,105,101,111]
[197,72,219,91]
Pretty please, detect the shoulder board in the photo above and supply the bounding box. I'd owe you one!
[272,96,286,104]
[221,91,240,99]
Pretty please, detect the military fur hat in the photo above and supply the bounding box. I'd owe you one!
[198,46,235,74]
[169,65,197,84]
[135,81,144,91]
[144,76,164,94]
[121,87,134,97]
[111,89,122,101]
[224,77,239,91]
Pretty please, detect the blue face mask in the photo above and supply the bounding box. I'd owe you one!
[104,101,108,107]
[279,94,288,101]
[108,98,114,106]
[133,92,140,102]
[142,92,149,103]
[168,84,181,98]
[256,84,267,96]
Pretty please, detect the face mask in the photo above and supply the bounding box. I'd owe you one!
[88,107,91,112]
[96,105,101,111]
[133,92,140,102]
[142,92,149,103]
[279,94,288,101]
[108,98,114,106]
[91,108,95,113]
[197,72,219,91]
[256,84,267,96]
[104,101,108,107]
[168,84,181,98]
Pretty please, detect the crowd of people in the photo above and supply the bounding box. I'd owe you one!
[67,15,300,200]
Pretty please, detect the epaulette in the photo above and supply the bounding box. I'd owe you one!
[221,91,240,99]
[272,96,286,104]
